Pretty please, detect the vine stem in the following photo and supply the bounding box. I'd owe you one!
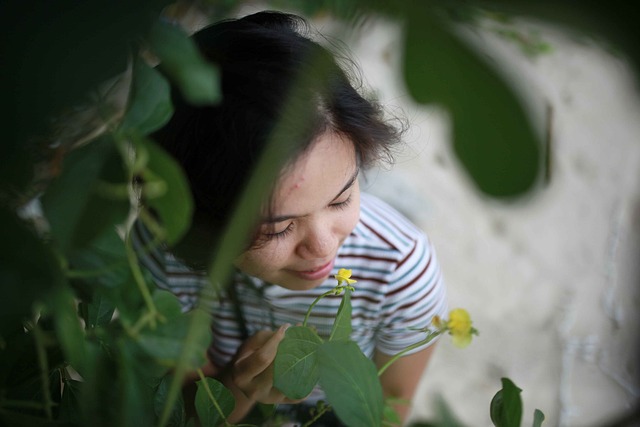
[197,369,232,427]
[303,289,335,327]
[32,322,54,420]
[124,234,159,329]
[301,404,331,427]
[302,285,352,327]
[377,330,441,377]
[129,309,162,337]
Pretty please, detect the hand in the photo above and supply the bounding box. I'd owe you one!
[230,324,298,404]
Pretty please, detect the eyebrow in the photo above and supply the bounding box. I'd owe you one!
[264,167,360,224]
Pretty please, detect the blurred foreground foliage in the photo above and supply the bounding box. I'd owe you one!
[1,0,638,426]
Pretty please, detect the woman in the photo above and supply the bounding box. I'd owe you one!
[133,10,447,425]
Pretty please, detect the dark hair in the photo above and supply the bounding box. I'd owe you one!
[152,11,402,264]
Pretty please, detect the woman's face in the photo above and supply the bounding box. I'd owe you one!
[234,132,361,291]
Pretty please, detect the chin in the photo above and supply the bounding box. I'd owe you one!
[279,276,327,291]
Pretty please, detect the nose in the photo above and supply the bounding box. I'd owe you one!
[296,222,336,260]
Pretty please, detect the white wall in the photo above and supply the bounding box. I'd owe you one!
[335,15,640,427]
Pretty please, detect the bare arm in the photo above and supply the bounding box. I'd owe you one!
[374,343,437,423]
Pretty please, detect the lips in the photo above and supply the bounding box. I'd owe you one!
[292,259,335,281]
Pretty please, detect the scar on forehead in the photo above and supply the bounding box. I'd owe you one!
[284,175,305,196]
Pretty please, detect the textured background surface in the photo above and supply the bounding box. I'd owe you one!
[335,15,640,427]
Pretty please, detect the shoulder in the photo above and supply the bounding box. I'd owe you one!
[351,192,429,257]
[337,192,435,286]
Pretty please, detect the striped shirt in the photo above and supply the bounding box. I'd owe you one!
[132,192,447,367]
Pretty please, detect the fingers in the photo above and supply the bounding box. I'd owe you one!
[234,324,288,376]
[236,329,274,357]
[231,324,290,403]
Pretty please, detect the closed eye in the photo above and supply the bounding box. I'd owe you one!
[263,222,294,241]
[330,194,352,211]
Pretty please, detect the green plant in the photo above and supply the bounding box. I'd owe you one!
[270,270,477,427]
[410,378,545,427]
[2,0,633,426]
[164,269,478,427]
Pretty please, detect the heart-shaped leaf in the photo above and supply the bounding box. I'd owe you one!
[490,377,523,427]
[318,340,383,427]
[404,6,541,197]
[121,58,174,135]
[136,136,193,245]
[147,21,220,106]
[273,326,323,399]
[195,377,235,427]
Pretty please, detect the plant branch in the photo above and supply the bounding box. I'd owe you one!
[301,404,331,427]
[303,285,351,327]
[124,234,159,329]
[197,368,232,427]
[377,330,441,377]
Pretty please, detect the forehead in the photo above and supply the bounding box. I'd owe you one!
[272,132,357,210]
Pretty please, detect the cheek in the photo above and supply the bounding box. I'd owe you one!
[235,242,290,274]
[339,197,361,237]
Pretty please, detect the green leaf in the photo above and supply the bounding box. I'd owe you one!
[76,340,111,425]
[318,340,383,427]
[195,377,235,427]
[154,375,186,427]
[157,308,213,426]
[51,287,88,374]
[41,135,128,253]
[273,326,323,399]
[82,293,116,329]
[137,137,194,245]
[68,227,129,288]
[153,289,183,320]
[147,20,220,105]
[403,7,540,198]
[137,312,211,369]
[69,227,139,327]
[121,58,174,135]
[383,402,402,426]
[490,378,523,427]
[118,340,156,427]
[532,409,545,427]
[329,287,352,341]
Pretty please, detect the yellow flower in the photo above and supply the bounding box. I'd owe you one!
[446,308,475,348]
[335,268,357,286]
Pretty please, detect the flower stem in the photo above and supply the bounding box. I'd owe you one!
[377,330,441,377]
[302,288,338,327]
